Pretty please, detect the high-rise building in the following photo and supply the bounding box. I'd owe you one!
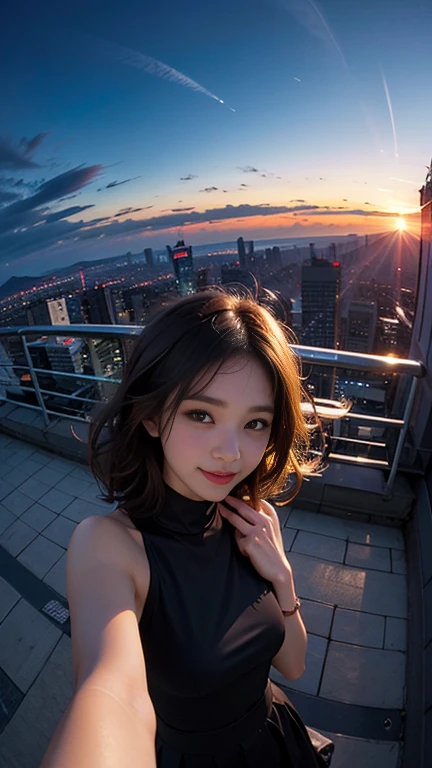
[246,240,254,265]
[346,301,378,353]
[81,288,112,324]
[196,267,210,290]
[167,240,196,296]
[328,242,337,261]
[144,248,154,267]
[301,257,341,348]
[301,256,341,398]
[221,264,255,292]
[237,237,247,268]
[266,246,282,272]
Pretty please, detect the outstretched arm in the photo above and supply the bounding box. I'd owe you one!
[40,515,157,768]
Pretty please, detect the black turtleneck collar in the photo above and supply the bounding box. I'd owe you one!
[140,482,218,535]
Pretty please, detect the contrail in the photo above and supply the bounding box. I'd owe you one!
[113,41,236,112]
[277,0,348,70]
[381,69,399,160]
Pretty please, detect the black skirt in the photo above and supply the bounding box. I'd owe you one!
[154,680,331,767]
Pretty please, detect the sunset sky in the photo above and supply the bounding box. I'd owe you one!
[1,0,431,283]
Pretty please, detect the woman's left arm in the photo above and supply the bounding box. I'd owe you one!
[218,496,307,681]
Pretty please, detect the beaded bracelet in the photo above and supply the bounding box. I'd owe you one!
[281,597,301,617]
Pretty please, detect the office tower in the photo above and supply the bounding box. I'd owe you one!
[265,246,281,271]
[196,267,210,290]
[221,264,255,292]
[246,240,254,264]
[144,248,154,267]
[302,257,341,348]
[328,242,337,261]
[81,288,112,324]
[27,337,84,397]
[346,301,378,353]
[301,256,341,397]
[167,240,196,296]
[47,298,70,325]
[237,237,247,268]
[28,300,51,326]
[309,243,317,259]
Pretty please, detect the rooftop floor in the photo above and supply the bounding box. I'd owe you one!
[0,431,406,768]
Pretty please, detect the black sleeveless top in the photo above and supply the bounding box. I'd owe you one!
[137,484,326,767]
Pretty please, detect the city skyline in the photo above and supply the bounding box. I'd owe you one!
[1,0,431,285]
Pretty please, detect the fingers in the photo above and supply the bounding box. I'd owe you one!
[217,503,251,536]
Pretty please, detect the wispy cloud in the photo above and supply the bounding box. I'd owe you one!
[97,176,141,191]
[0,136,43,171]
[0,165,102,236]
[180,174,198,181]
[1,200,407,268]
[200,186,218,193]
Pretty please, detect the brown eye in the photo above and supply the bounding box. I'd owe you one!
[246,419,270,431]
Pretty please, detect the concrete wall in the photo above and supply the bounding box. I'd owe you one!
[403,472,432,768]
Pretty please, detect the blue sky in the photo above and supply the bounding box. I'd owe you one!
[1,0,431,283]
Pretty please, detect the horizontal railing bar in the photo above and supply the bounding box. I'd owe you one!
[341,412,404,426]
[1,325,425,377]
[327,453,390,467]
[331,436,387,447]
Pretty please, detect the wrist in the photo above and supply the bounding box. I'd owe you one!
[272,566,297,607]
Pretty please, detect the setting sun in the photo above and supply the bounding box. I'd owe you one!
[397,217,407,231]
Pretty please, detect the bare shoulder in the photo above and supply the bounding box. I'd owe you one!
[68,512,150,620]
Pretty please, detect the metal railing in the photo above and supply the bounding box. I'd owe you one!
[0,325,427,495]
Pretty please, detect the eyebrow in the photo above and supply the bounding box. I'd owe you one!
[184,394,274,414]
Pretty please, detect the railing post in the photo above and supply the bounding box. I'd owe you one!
[21,334,50,427]
[383,375,418,498]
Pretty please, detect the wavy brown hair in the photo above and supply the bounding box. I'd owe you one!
[88,287,323,523]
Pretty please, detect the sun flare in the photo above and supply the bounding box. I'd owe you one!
[396,217,407,232]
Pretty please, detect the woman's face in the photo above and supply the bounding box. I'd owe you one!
[145,355,274,501]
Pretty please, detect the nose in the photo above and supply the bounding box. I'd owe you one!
[211,429,241,463]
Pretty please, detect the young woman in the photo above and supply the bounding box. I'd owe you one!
[41,287,333,768]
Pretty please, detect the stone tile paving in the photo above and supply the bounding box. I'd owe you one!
[0,599,61,693]
[0,433,408,766]
[319,731,399,768]
[0,635,73,768]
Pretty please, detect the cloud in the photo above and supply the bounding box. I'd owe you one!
[0,165,102,235]
[238,165,278,179]
[45,205,95,223]
[114,206,153,217]
[171,207,195,212]
[290,198,306,203]
[0,189,21,204]
[0,198,412,268]
[200,186,218,193]
[97,176,141,191]
[0,137,40,170]
[240,183,249,187]
[19,132,50,156]
[180,174,198,181]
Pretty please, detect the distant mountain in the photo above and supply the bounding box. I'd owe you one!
[0,275,47,301]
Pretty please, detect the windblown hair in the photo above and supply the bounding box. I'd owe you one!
[88,287,324,523]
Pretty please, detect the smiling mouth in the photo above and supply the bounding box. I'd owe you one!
[201,470,237,476]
